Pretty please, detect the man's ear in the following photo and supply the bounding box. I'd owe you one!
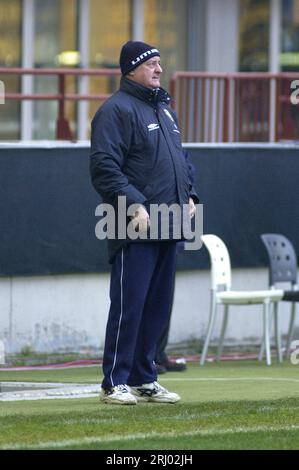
[128,71,135,76]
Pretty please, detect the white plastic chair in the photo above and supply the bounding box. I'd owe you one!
[200,234,283,366]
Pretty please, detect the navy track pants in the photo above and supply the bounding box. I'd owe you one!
[102,241,177,388]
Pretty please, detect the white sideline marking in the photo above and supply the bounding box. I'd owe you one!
[0,364,98,372]
[0,381,84,388]
[1,377,299,401]
[2,424,299,450]
[163,377,299,383]
[0,382,100,401]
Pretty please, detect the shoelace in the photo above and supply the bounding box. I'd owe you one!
[115,384,129,393]
[136,382,168,397]
[153,381,167,392]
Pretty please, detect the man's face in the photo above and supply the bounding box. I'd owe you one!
[128,56,162,89]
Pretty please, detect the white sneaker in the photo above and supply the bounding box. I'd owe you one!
[129,381,181,403]
[100,384,137,405]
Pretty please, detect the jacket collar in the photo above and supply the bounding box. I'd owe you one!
[120,77,171,106]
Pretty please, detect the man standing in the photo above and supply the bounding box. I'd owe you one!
[90,41,198,405]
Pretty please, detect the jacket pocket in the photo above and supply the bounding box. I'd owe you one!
[142,182,153,200]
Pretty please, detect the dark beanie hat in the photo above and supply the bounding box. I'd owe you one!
[119,40,160,76]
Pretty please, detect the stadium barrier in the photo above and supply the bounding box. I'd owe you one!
[0,69,299,142]
[169,72,299,142]
[0,67,121,140]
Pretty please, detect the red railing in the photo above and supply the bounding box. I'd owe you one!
[169,72,299,142]
[1,68,299,142]
[0,67,121,140]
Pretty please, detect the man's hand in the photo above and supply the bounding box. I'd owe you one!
[189,198,196,218]
[130,205,150,232]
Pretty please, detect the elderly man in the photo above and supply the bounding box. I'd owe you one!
[90,41,198,405]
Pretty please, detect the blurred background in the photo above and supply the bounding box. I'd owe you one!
[1,0,299,141]
[0,0,298,363]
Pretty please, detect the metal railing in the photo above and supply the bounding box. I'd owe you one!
[1,68,299,142]
[169,72,299,142]
[0,67,121,140]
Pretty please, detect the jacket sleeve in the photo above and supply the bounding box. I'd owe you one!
[90,104,147,207]
[168,107,200,203]
[183,149,200,204]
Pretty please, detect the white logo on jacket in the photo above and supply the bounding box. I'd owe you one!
[147,123,160,131]
[163,108,174,122]
[163,108,180,133]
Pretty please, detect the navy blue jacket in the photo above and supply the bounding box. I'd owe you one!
[90,77,198,262]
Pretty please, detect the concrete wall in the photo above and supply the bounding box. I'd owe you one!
[0,268,296,355]
[1,142,298,356]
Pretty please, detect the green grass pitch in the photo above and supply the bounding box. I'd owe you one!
[1,360,299,450]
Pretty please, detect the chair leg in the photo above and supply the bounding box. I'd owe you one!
[216,304,229,362]
[200,294,217,366]
[286,302,297,357]
[258,303,273,361]
[273,302,282,363]
[263,300,271,366]
[258,341,264,362]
